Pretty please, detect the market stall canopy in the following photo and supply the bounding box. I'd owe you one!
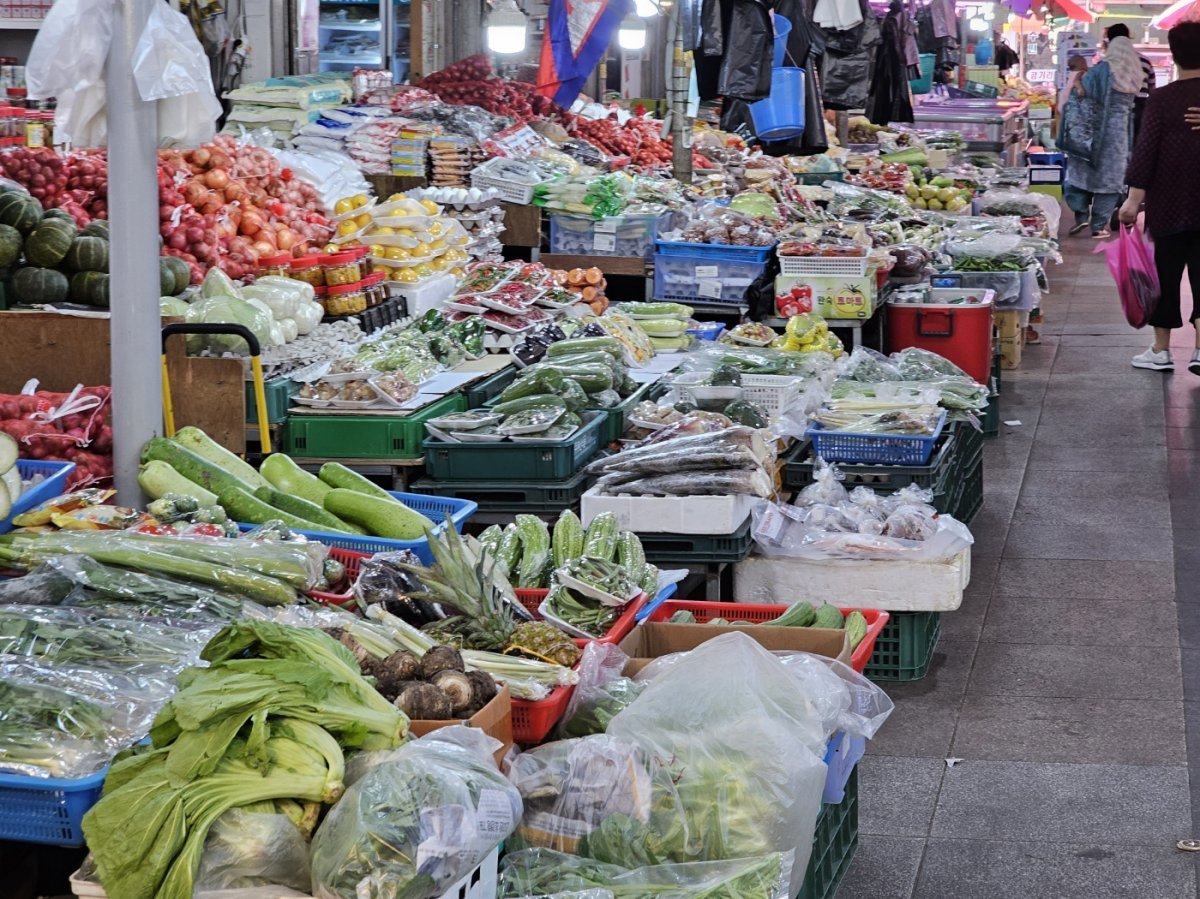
[1151,0,1200,30]
[1050,0,1095,22]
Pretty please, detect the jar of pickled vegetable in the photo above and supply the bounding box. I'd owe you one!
[324,281,367,316]
[290,254,325,287]
[363,270,387,307]
[323,251,362,287]
[258,252,292,278]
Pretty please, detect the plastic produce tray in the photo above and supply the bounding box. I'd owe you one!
[807,410,947,466]
[237,491,476,566]
[797,768,859,899]
[513,587,658,647]
[307,547,370,608]
[422,412,605,482]
[653,253,767,306]
[464,366,518,409]
[0,766,107,847]
[863,611,942,681]
[245,376,296,424]
[285,394,466,460]
[640,600,887,674]
[636,518,755,564]
[784,430,957,492]
[409,468,592,514]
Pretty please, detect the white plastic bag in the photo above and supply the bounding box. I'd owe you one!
[132,3,213,101]
[195,809,311,893]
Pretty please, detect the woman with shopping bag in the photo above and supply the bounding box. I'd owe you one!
[1119,22,1200,374]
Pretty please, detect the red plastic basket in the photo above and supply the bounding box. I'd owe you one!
[644,601,888,674]
[513,588,648,647]
[511,683,576,744]
[308,548,371,609]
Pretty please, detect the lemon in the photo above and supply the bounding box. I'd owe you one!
[388,192,406,202]
[355,213,372,229]
[430,256,449,271]
[351,194,369,208]
[419,199,439,214]
[385,247,410,260]
[450,267,465,279]
[334,198,355,215]
[396,268,418,283]
[414,263,433,278]
[427,221,445,236]
[374,226,395,236]
[396,228,414,237]
[430,238,446,251]
[337,220,358,237]
[370,244,385,257]
[413,242,431,257]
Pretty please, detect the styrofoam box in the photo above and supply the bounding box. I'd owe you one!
[581,486,756,535]
[732,548,972,611]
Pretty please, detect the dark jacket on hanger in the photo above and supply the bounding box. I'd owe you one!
[762,0,829,154]
[864,2,914,124]
[822,0,881,111]
[696,0,774,102]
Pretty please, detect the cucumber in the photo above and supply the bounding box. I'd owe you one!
[253,485,365,535]
[172,426,269,490]
[260,453,333,507]
[323,488,435,540]
[217,484,329,530]
[492,395,568,418]
[137,460,219,506]
[317,462,394,501]
[0,432,17,475]
[141,437,257,499]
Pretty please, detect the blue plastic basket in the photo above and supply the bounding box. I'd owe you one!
[823,731,866,804]
[807,411,947,466]
[238,491,477,565]
[772,14,793,67]
[0,460,76,534]
[687,321,725,341]
[749,67,806,142]
[655,240,775,263]
[910,53,936,94]
[0,765,107,847]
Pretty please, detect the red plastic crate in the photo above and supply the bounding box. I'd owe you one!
[514,587,648,647]
[512,683,575,744]
[308,548,371,609]
[644,601,889,674]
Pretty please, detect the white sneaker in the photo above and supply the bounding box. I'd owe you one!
[1132,347,1173,371]
[1189,350,1200,376]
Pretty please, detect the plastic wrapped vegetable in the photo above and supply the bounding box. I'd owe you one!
[184,295,276,354]
[310,728,521,899]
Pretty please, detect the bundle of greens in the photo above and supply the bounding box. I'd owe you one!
[0,675,116,779]
[82,621,407,899]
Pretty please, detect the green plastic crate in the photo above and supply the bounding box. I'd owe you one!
[638,518,754,564]
[955,459,983,525]
[783,431,958,493]
[797,768,859,899]
[284,394,466,460]
[423,412,605,482]
[864,611,941,682]
[796,170,846,186]
[591,382,652,444]
[465,366,518,409]
[409,467,591,514]
[245,377,297,425]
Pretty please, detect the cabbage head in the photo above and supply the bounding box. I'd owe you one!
[160,296,189,317]
[184,294,274,354]
[200,267,244,301]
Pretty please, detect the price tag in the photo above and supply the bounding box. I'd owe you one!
[593,233,617,252]
[695,265,720,279]
[594,218,618,233]
[697,279,723,299]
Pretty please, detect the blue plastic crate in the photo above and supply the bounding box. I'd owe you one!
[238,491,476,565]
[0,765,107,847]
[822,731,866,804]
[550,212,664,259]
[655,240,775,263]
[654,254,767,306]
[807,411,947,466]
[0,460,76,533]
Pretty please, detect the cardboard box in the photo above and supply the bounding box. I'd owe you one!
[999,335,1024,370]
[618,620,851,674]
[775,274,877,319]
[995,309,1023,340]
[408,685,513,766]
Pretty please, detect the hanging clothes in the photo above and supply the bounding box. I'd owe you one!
[864,2,914,125]
[695,0,774,102]
[814,0,863,32]
[822,0,881,112]
[761,0,829,155]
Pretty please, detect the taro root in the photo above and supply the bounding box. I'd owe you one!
[419,645,465,680]
[466,669,498,705]
[431,669,474,713]
[367,651,423,700]
[394,682,453,720]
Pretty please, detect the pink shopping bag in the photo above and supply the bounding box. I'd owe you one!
[1095,224,1160,328]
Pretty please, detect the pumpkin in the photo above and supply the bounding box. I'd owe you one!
[13,266,69,304]
[42,208,75,225]
[24,219,77,268]
[81,220,109,239]
[70,271,109,307]
[0,192,43,235]
[0,224,22,268]
[160,256,190,295]
[66,235,109,272]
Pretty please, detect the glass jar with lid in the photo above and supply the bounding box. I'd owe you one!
[323,251,362,287]
[363,270,387,307]
[290,254,325,287]
[257,252,292,278]
[324,281,368,316]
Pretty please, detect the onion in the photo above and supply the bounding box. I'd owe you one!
[252,239,275,256]
[191,147,211,168]
[277,228,298,250]
[168,231,188,250]
[185,226,204,244]
[205,168,230,190]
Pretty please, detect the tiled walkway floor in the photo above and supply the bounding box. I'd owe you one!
[838,220,1200,898]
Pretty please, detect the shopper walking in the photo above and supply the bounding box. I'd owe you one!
[1064,32,1144,238]
[1120,22,1200,373]
[1106,23,1156,141]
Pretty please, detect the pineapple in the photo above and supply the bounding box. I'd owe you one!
[506,620,581,668]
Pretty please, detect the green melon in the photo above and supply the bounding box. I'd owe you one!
[70,271,109,307]
[65,235,108,272]
[13,266,69,304]
[24,219,77,268]
[160,256,190,295]
[0,192,43,235]
[0,224,22,268]
[81,220,109,239]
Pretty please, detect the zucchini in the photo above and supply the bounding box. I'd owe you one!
[492,395,568,418]
[252,486,365,535]
[217,484,329,531]
[172,426,269,490]
[137,460,219,506]
[545,337,623,360]
[323,488,435,540]
[141,437,257,499]
[317,462,394,501]
[260,453,332,507]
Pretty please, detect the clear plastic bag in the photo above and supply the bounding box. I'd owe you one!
[557,643,646,739]
[196,809,312,893]
[311,728,522,899]
[772,653,893,740]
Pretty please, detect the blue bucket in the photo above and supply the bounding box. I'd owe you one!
[772,14,793,67]
[750,67,806,142]
[910,53,936,94]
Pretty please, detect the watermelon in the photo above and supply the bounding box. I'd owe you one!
[0,192,43,235]
[70,271,109,307]
[13,266,69,304]
[24,219,77,268]
[66,235,108,272]
[160,256,190,295]
[0,224,21,268]
[81,220,109,239]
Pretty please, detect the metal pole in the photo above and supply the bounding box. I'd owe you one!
[669,11,692,184]
[106,0,162,503]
